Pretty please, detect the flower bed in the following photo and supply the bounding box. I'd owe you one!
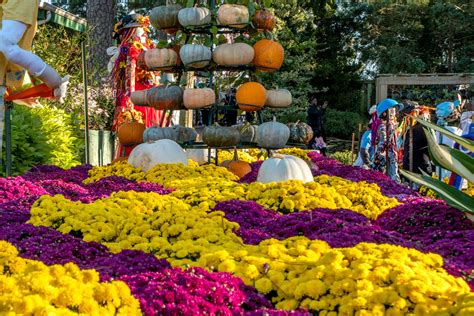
[1,152,473,314]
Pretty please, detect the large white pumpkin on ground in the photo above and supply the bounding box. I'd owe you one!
[257,154,313,183]
[128,139,188,172]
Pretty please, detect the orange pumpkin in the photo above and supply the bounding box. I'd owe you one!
[236,82,266,112]
[117,121,146,145]
[252,39,284,72]
[252,10,276,31]
[220,149,251,178]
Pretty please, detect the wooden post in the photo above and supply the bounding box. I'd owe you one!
[357,123,362,152]
[385,119,389,176]
[351,132,355,164]
[409,117,414,187]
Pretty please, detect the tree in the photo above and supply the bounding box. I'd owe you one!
[86,0,116,81]
[342,0,474,76]
[259,0,363,116]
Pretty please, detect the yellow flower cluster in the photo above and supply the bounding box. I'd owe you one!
[169,179,246,210]
[314,175,400,219]
[84,161,145,184]
[28,192,474,314]
[144,163,238,188]
[84,161,237,188]
[216,150,258,164]
[245,176,398,219]
[0,241,140,315]
[246,148,268,161]
[276,148,312,161]
[198,238,474,315]
[84,161,397,218]
[29,192,241,263]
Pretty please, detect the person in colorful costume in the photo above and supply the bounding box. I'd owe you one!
[0,0,68,100]
[110,14,163,157]
[373,98,401,182]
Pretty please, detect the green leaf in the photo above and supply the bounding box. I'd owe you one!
[186,0,194,7]
[423,128,474,183]
[411,115,474,152]
[210,26,218,35]
[204,36,213,47]
[248,1,256,16]
[217,34,227,44]
[156,40,168,48]
[264,0,272,8]
[400,169,474,215]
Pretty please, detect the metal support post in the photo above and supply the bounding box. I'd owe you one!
[81,40,90,164]
[5,101,12,176]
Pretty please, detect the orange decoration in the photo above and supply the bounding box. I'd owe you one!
[252,10,276,31]
[220,149,252,178]
[252,39,284,72]
[117,121,146,145]
[236,82,266,112]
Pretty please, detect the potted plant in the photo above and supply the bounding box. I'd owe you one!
[87,86,116,166]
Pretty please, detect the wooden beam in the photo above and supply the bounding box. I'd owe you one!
[374,73,474,103]
[376,74,474,86]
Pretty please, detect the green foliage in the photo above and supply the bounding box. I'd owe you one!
[2,105,83,176]
[401,115,474,215]
[329,150,354,165]
[342,0,474,75]
[324,109,366,139]
[401,170,474,215]
[256,0,363,136]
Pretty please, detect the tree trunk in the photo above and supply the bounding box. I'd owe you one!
[86,0,116,82]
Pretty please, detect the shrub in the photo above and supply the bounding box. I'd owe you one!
[1,104,83,176]
[324,108,366,139]
[329,150,354,165]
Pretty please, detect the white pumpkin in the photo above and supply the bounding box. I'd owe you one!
[178,7,211,27]
[212,43,254,66]
[256,117,290,148]
[185,148,215,165]
[128,139,188,172]
[265,89,292,108]
[179,44,212,68]
[257,154,313,184]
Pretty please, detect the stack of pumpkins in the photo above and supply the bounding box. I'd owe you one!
[125,3,314,181]
[131,3,292,113]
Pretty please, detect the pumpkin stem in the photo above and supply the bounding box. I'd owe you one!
[295,120,300,124]
[232,147,239,161]
[272,153,285,159]
[272,116,276,122]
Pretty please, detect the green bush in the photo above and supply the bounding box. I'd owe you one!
[1,104,83,176]
[324,108,366,139]
[329,150,354,165]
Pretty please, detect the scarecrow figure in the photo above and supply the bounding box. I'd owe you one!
[373,98,401,182]
[0,0,68,101]
[110,14,163,157]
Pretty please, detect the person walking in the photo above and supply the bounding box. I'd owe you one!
[401,106,432,176]
[307,96,328,155]
[354,123,373,169]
